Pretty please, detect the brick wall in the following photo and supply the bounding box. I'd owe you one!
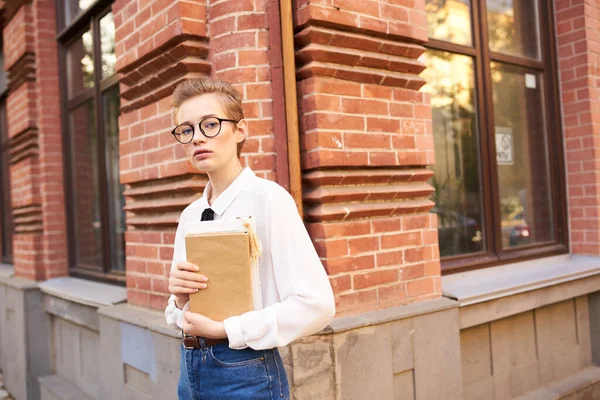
[114,0,283,308]
[556,0,600,254]
[33,0,68,279]
[1,0,66,280]
[113,0,442,313]
[294,0,441,315]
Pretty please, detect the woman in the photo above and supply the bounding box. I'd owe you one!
[164,78,336,399]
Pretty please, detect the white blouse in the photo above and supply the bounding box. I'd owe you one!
[164,167,336,350]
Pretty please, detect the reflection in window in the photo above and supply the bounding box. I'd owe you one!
[100,13,116,79]
[487,0,540,59]
[70,101,103,268]
[421,51,484,257]
[0,100,12,264]
[490,63,553,248]
[64,0,95,25]
[103,86,125,271]
[67,30,95,97]
[426,0,473,46]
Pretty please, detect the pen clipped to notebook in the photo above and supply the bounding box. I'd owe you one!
[184,218,262,321]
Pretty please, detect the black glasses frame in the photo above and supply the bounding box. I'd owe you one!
[171,117,239,143]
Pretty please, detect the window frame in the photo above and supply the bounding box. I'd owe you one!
[0,92,12,265]
[425,0,568,273]
[57,0,125,284]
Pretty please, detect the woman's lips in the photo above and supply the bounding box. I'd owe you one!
[193,149,212,160]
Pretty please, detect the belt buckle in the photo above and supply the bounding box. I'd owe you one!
[182,333,199,350]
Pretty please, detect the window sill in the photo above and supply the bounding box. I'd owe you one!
[442,254,600,329]
[442,254,600,306]
[39,277,127,308]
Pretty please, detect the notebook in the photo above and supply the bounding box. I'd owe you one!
[184,219,259,321]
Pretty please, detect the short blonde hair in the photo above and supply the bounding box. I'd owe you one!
[172,79,245,157]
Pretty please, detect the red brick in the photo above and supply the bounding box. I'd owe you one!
[314,239,349,258]
[323,255,375,274]
[335,289,378,314]
[378,283,407,305]
[354,269,398,290]
[406,278,435,297]
[330,275,352,293]
[349,236,380,255]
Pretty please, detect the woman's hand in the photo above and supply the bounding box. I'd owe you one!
[168,261,208,309]
[183,311,227,339]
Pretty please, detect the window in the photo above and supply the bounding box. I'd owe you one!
[58,1,125,282]
[422,0,567,272]
[0,47,11,264]
[0,96,11,265]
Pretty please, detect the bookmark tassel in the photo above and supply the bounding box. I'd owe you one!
[242,220,262,265]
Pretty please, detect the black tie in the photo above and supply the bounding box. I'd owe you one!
[201,208,215,221]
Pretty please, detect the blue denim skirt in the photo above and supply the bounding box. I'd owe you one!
[178,341,290,400]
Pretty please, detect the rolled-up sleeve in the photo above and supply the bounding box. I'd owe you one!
[223,188,336,350]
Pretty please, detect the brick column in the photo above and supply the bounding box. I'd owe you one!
[294,0,441,315]
[115,0,281,309]
[556,0,600,254]
[114,0,209,308]
[2,0,66,281]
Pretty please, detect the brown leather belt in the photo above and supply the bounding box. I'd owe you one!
[182,333,229,349]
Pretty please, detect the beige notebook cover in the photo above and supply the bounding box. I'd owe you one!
[185,228,254,321]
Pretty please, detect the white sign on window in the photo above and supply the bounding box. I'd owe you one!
[496,127,514,165]
[525,73,537,89]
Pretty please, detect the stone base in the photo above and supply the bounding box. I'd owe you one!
[0,277,51,400]
[515,366,600,400]
[285,298,463,400]
[38,375,95,400]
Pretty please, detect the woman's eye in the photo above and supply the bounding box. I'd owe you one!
[182,128,193,135]
[205,123,218,129]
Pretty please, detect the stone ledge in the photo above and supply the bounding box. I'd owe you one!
[43,295,100,332]
[329,297,458,334]
[97,303,178,338]
[443,254,600,306]
[515,366,600,400]
[458,273,600,329]
[38,277,127,308]
[0,275,38,290]
[38,374,95,400]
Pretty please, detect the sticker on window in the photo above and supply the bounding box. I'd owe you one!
[525,74,536,89]
[496,127,514,165]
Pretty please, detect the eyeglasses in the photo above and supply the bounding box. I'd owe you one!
[171,117,239,144]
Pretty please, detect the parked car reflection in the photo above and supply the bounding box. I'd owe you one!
[432,207,483,257]
[501,210,531,247]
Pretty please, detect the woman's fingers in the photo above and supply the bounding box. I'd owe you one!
[177,261,200,272]
[169,277,207,290]
[171,269,208,282]
[169,285,198,295]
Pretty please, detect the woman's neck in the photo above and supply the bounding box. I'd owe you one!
[207,159,244,204]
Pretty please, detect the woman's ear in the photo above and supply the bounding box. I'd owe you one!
[235,119,248,144]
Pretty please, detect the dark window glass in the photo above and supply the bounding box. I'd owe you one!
[70,101,103,268]
[491,63,553,248]
[426,0,473,46]
[103,85,125,271]
[0,99,12,264]
[422,51,484,257]
[66,30,95,97]
[100,13,116,79]
[424,0,565,271]
[487,0,541,59]
[60,4,124,280]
